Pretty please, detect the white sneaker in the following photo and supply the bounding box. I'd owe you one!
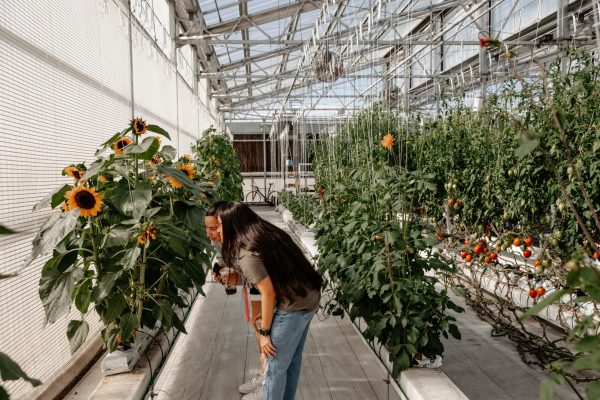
[413,354,443,369]
[238,373,262,394]
[241,385,263,400]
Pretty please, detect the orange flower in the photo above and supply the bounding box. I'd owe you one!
[98,175,108,183]
[63,166,84,181]
[148,155,162,167]
[381,133,395,150]
[65,186,103,217]
[132,117,147,135]
[113,137,132,156]
[167,176,183,188]
[178,164,196,179]
[215,171,221,178]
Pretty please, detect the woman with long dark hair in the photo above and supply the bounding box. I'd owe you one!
[215,201,322,400]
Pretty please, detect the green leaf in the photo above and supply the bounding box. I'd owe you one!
[124,137,160,160]
[585,380,600,400]
[26,208,80,267]
[67,320,89,354]
[153,300,175,329]
[33,184,72,211]
[109,181,153,220]
[93,271,123,300]
[515,136,539,159]
[50,185,72,209]
[576,336,599,352]
[383,230,399,244]
[448,324,461,340]
[519,289,566,321]
[1,386,8,400]
[121,246,141,270]
[392,351,410,378]
[146,124,171,140]
[157,166,201,195]
[118,313,138,342]
[0,352,41,386]
[0,224,15,235]
[39,267,83,323]
[159,145,177,162]
[96,292,128,325]
[73,279,92,314]
[80,159,105,181]
[104,225,133,248]
[571,350,600,371]
[539,377,557,400]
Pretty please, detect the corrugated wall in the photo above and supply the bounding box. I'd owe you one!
[0,1,217,398]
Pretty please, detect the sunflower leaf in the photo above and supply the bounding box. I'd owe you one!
[159,145,177,162]
[67,320,89,354]
[80,159,106,181]
[118,313,138,342]
[26,209,80,267]
[33,184,72,212]
[50,185,72,209]
[0,224,16,235]
[109,181,153,220]
[124,137,160,160]
[146,124,171,140]
[157,166,202,196]
[0,352,41,386]
[39,267,84,323]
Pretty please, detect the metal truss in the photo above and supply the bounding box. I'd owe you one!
[187,0,599,121]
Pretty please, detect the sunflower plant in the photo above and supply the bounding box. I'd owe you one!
[191,126,243,201]
[29,118,215,354]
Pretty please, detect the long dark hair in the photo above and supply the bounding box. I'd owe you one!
[217,201,322,298]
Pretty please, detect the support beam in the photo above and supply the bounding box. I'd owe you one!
[218,43,304,71]
[205,0,323,35]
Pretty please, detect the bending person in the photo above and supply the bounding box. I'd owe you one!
[215,201,322,400]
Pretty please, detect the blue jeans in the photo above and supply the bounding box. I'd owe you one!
[263,309,315,400]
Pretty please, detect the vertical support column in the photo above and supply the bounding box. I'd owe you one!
[431,12,443,111]
[557,0,570,73]
[127,0,135,118]
[262,120,267,196]
[192,42,199,95]
[478,0,490,104]
[169,0,180,150]
[403,44,411,111]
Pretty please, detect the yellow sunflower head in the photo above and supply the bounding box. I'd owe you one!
[178,164,196,180]
[132,117,147,135]
[65,186,103,218]
[113,137,132,156]
[63,165,85,181]
[59,200,71,212]
[381,133,395,150]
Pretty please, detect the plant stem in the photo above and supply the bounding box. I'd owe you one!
[90,220,101,273]
[136,243,147,326]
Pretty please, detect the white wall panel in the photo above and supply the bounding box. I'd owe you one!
[0,1,216,398]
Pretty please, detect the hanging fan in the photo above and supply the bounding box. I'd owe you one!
[311,50,344,83]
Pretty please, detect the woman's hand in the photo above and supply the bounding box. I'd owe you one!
[259,334,276,357]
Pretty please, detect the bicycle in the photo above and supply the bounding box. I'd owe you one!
[245,181,276,205]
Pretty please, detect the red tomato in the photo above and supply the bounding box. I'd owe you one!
[460,251,468,260]
[448,198,455,206]
[491,253,498,260]
[529,289,538,298]
[465,254,473,262]
[513,237,522,246]
[594,252,599,260]
[524,236,534,246]
[484,256,492,264]
[536,287,546,296]
[533,259,541,267]
[523,249,532,258]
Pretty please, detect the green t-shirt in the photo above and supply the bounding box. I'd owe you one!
[237,248,320,312]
